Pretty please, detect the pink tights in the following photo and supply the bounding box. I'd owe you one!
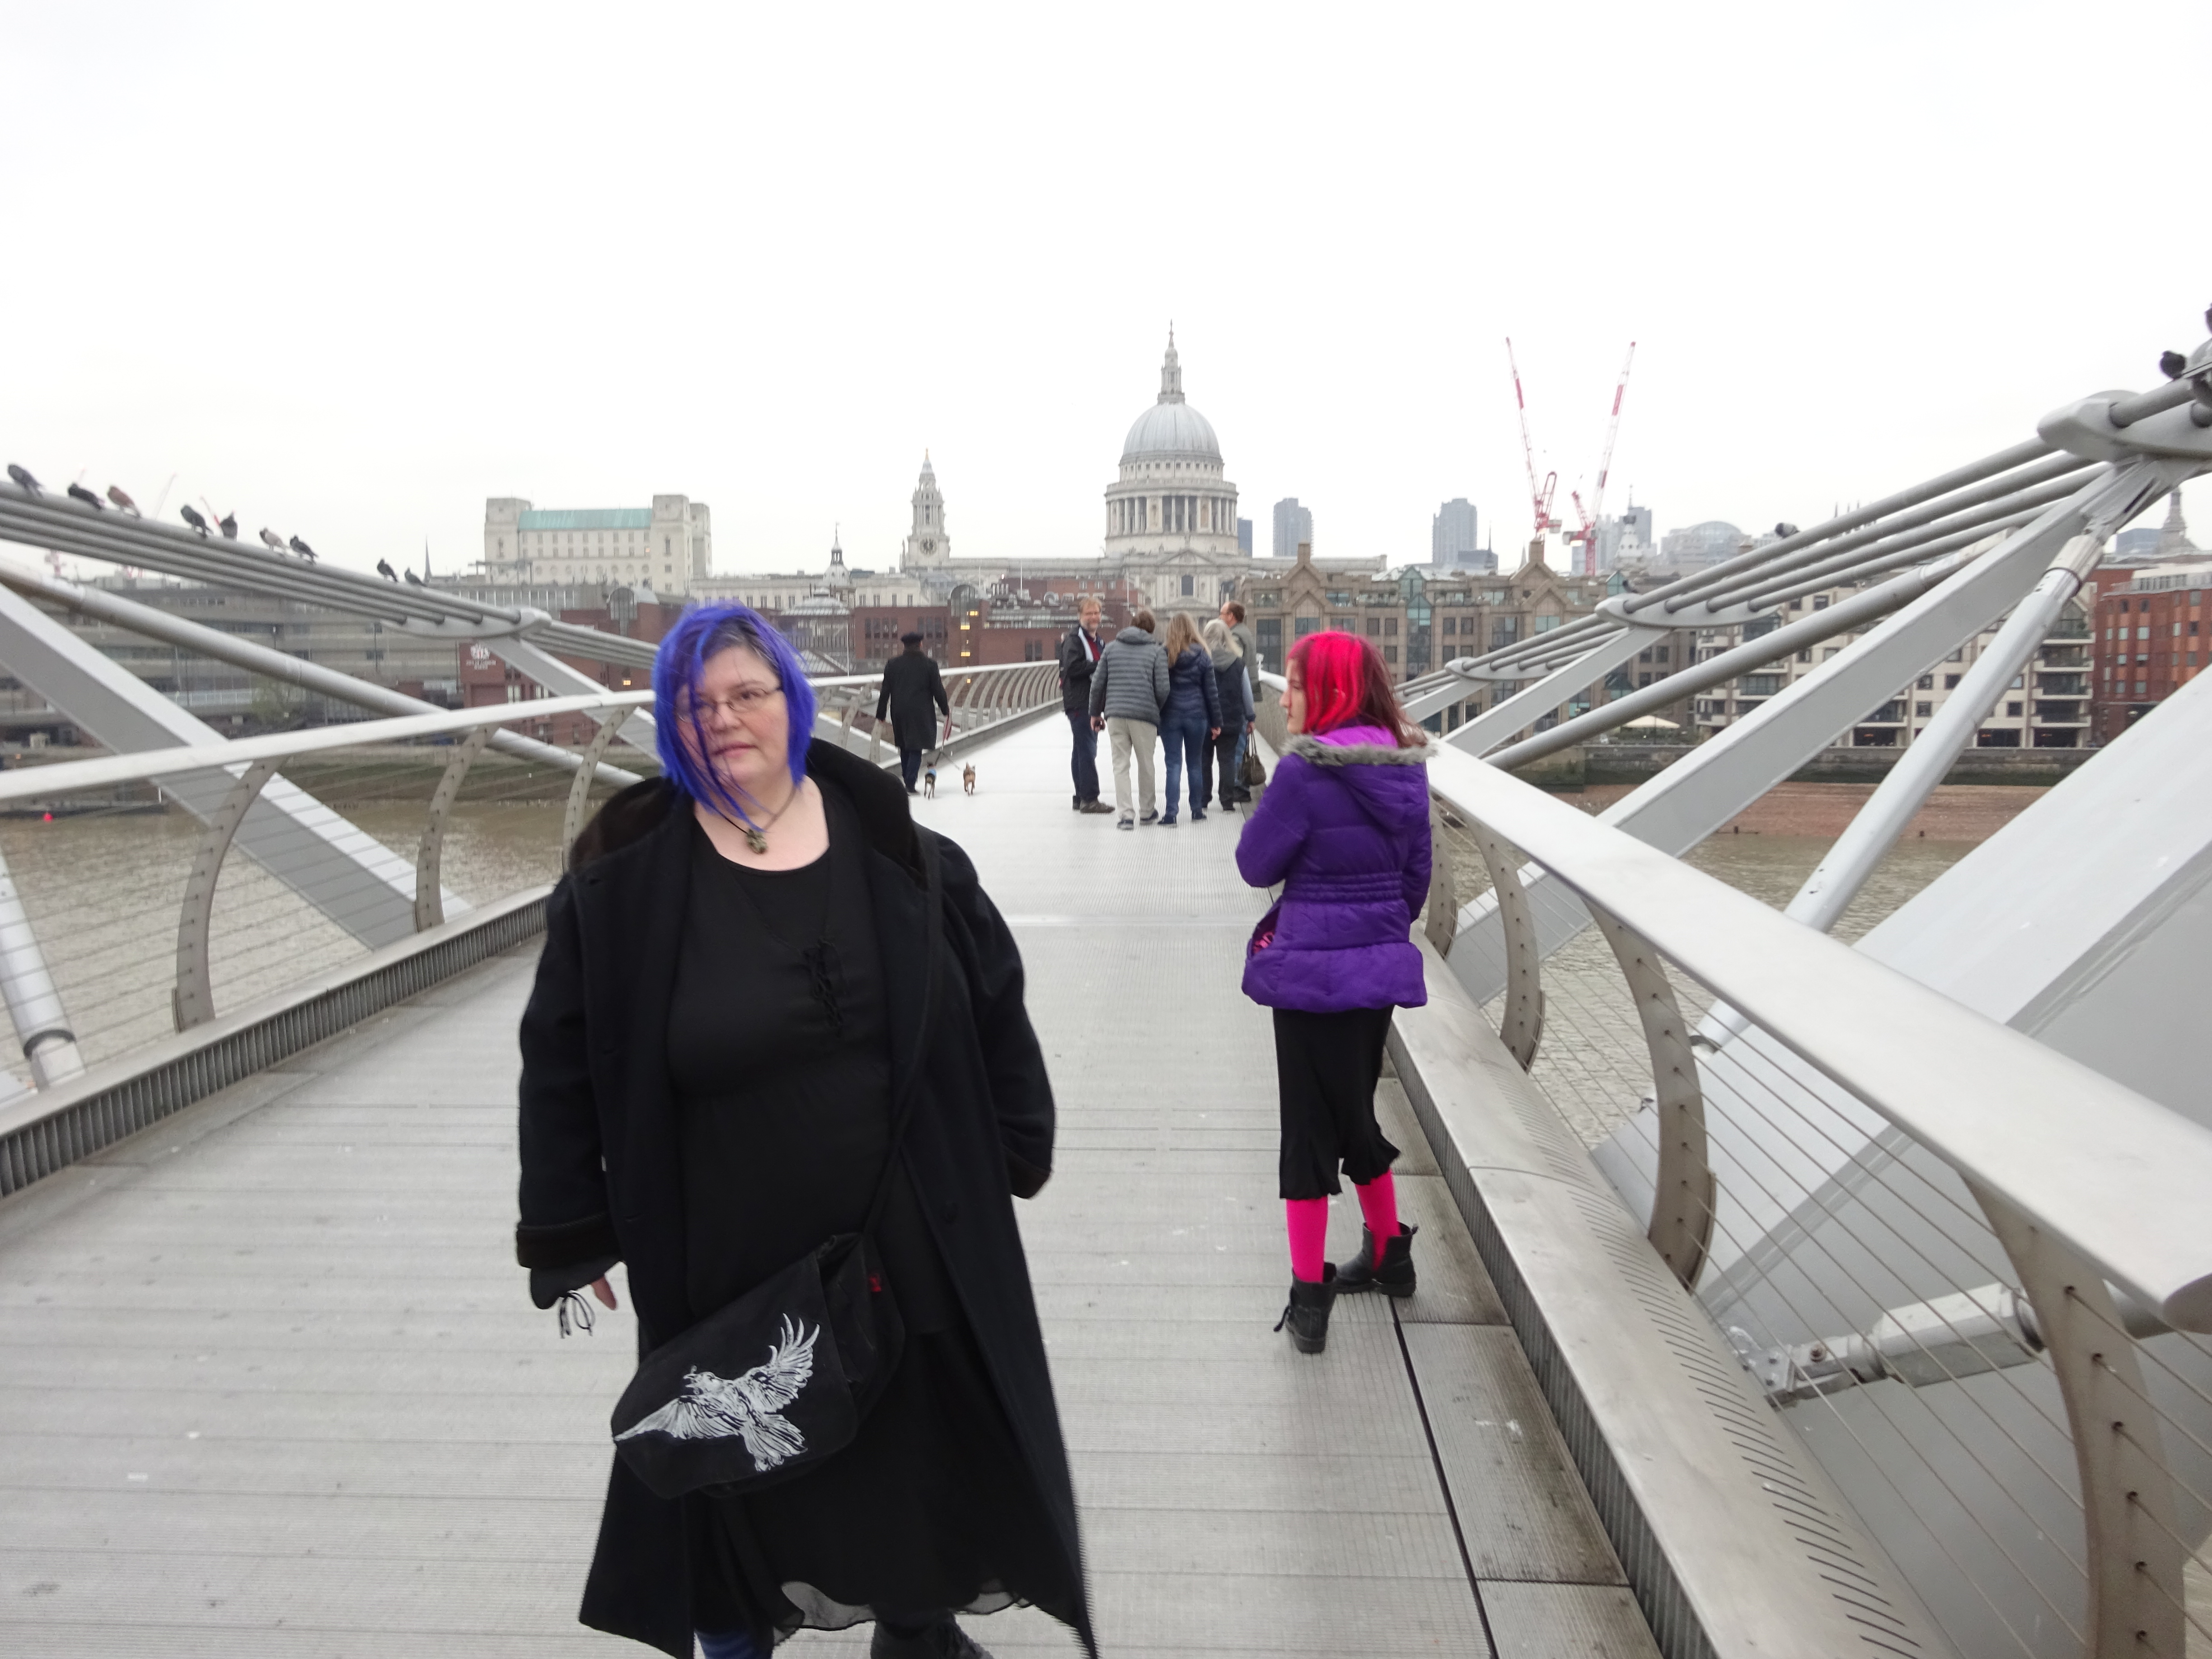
[1284,1170,1400,1283]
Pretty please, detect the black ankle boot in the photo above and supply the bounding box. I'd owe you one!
[1335,1223,1419,1298]
[1274,1263,1338,1354]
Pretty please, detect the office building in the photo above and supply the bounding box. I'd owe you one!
[1432,499,1491,571]
[1272,498,1314,561]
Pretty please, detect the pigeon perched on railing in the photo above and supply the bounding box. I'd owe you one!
[217,513,238,539]
[6,464,40,496]
[2161,350,2189,380]
[66,483,104,510]
[375,558,398,581]
[288,535,317,562]
[403,568,424,586]
[257,528,286,553]
[179,505,210,536]
[107,485,140,516]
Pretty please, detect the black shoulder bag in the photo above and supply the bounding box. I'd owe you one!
[607,832,946,1502]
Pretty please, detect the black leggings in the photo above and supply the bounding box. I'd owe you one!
[1272,1006,1399,1200]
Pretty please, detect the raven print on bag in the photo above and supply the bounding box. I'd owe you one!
[614,1315,819,1472]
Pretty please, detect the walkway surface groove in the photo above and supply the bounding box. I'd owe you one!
[0,717,1653,1657]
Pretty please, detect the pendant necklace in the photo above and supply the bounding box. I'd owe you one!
[717,782,800,854]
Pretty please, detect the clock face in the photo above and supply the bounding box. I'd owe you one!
[923,541,934,553]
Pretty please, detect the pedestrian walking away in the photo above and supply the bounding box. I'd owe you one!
[1057,598,1113,814]
[1157,612,1221,825]
[876,631,950,794]
[1088,608,1170,829]
[1218,599,1261,796]
[1200,617,1255,813]
[517,601,1093,1659]
[1233,629,1433,1354]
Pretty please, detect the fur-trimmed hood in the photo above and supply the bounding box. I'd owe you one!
[1281,733,1432,767]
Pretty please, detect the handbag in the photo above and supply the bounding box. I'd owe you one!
[607,834,945,1502]
[1239,746,1266,790]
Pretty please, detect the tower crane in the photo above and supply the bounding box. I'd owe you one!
[1567,342,1637,573]
[1505,338,1559,544]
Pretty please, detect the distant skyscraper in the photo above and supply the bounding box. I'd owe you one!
[1237,517,1253,556]
[1432,499,1481,567]
[1272,498,1314,560]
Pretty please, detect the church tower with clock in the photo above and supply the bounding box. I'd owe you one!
[900,453,951,569]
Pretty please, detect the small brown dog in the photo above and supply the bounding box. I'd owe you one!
[961,763,976,796]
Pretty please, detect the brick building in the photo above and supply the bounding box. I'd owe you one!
[1237,541,1620,732]
[2091,561,2212,742]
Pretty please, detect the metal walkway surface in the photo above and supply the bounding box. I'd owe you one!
[0,716,1650,1658]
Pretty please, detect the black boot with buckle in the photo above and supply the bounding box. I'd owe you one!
[1335,1222,1418,1298]
[1274,1263,1339,1354]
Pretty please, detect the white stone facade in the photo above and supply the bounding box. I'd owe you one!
[481,495,712,595]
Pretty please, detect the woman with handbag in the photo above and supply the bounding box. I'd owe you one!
[516,603,1092,1659]
[1233,630,1433,1356]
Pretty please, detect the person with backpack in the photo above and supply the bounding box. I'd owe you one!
[1087,609,1170,829]
[1233,630,1433,1355]
[1156,611,1221,826]
[1200,617,1255,812]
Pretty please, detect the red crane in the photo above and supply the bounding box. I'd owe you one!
[1567,342,1637,572]
[1505,338,1558,543]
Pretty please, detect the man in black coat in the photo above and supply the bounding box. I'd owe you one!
[1055,597,1112,814]
[875,633,949,793]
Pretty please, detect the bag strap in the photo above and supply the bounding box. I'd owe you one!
[861,828,944,1238]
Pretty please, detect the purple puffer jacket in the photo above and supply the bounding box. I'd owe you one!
[1235,724,1433,1012]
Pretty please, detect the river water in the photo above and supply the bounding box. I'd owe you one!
[0,786,1994,1091]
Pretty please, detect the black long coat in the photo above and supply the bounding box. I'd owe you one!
[515,741,1090,1658]
[874,647,949,751]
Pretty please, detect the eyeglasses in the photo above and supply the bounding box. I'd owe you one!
[690,684,785,722]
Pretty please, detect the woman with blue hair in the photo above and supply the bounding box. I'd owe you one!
[516,604,1091,1659]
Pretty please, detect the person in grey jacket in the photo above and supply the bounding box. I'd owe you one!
[1088,610,1170,829]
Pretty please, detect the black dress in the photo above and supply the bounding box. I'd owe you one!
[666,797,1071,1642]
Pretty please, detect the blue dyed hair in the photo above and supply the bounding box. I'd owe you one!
[652,602,818,830]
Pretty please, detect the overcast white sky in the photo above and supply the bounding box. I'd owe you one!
[5,2,2208,581]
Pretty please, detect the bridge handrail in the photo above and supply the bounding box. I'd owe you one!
[1253,668,2212,1332]
[0,658,1053,804]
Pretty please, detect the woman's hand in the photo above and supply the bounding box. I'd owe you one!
[590,1276,619,1310]
[1209,727,1221,740]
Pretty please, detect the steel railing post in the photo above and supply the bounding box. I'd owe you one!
[1588,902,1714,1288]
[1973,1183,2187,1659]
[562,710,632,860]
[173,758,280,1030]
[415,727,492,932]
[1466,820,1545,1069]
[1422,797,1459,957]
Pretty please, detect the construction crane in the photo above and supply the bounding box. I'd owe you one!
[1567,342,1638,573]
[1505,338,1559,543]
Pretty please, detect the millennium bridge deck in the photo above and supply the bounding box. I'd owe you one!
[0,715,1649,1659]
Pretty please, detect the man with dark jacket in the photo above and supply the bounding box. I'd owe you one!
[1088,609,1171,829]
[1057,598,1113,814]
[875,632,949,793]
